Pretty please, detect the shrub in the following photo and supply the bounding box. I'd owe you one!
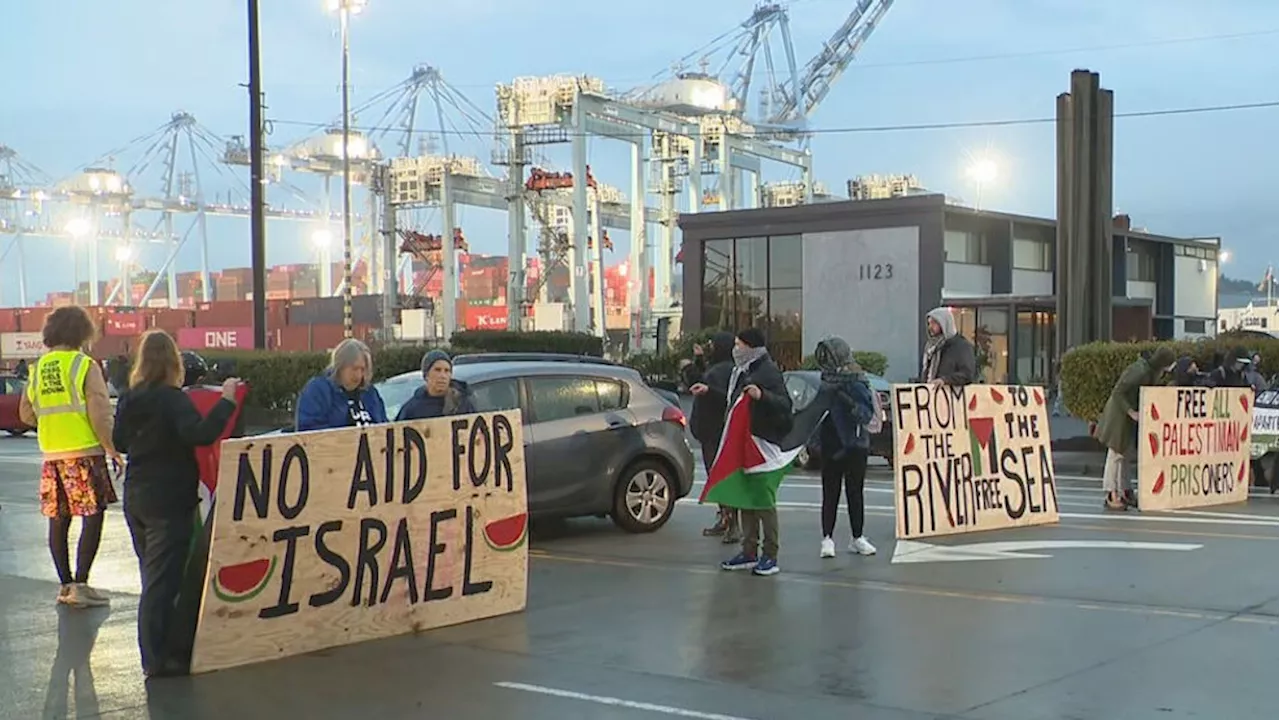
[799,351,889,377]
[202,350,328,413]
[1060,333,1278,421]
[449,330,603,356]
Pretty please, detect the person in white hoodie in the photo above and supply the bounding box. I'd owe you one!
[920,307,977,386]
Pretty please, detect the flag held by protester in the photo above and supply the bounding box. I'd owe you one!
[700,394,823,510]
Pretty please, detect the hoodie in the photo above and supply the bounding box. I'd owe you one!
[686,332,736,445]
[815,337,875,457]
[112,384,236,517]
[921,307,977,386]
[1172,356,1209,387]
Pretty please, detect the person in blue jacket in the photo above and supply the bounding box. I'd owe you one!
[295,338,388,431]
[813,336,878,559]
[396,350,475,421]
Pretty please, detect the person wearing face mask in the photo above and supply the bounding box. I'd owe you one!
[1094,346,1176,510]
[812,337,878,559]
[718,328,793,577]
[920,307,977,386]
[395,350,475,421]
[295,338,388,432]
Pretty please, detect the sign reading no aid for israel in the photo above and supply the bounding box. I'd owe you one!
[190,411,529,674]
[891,384,1060,540]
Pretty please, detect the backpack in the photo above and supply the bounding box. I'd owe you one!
[866,389,884,434]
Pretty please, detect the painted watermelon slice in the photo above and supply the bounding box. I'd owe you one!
[902,433,916,455]
[1148,433,1159,456]
[481,511,528,552]
[1149,404,1160,422]
[1152,470,1165,495]
[989,388,1005,403]
[968,394,978,412]
[213,556,277,603]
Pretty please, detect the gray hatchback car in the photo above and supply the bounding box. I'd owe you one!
[377,359,696,533]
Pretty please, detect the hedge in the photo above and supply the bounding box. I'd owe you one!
[800,351,889,377]
[1060,333,1278,421]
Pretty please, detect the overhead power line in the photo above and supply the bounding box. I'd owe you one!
[268,100,1279,140]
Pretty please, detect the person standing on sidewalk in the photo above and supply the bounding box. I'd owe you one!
[113,330,240,678]
[921,307,977,386]
[1094,346,1176,510]
[812,337,878,559]
[686,332,739,543]
[719,328,793,576]
[18,306,122,608]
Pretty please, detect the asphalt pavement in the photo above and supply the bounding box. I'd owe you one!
[0,434,1276,720]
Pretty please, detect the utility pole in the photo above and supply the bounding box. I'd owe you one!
[248,0,268,350]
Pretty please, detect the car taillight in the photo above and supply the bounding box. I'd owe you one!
[662,405,687,427]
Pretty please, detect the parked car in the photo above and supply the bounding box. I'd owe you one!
[783,370,894,470]
[452,352,682,408]
[0,374,33,437]
[350,357,697,533]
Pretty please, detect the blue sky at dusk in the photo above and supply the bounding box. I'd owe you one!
[1,0,1277,304]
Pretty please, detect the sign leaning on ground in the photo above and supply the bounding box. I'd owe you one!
[891,384,1060,540]
[1138,386,1252,511]
[1252,389,1279,460]
[189,411,529,674]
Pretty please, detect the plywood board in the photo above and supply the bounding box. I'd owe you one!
[1137,386,1252,511]
[190,410,528,674]
[891,384,1060,540]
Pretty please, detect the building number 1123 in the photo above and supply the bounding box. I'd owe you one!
[859,263,893,280]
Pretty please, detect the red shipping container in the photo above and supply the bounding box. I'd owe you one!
[307,324,347,351]
[90,334,133,361]
[465,304,508,330]
[195,300,254,328]
[103,312,146,336]
[151,309,195,334]
[267,300,289,331]
[0,309,19,333]
[178,327,255,350]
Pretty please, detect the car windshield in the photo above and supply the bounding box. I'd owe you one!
[376,379,419,419]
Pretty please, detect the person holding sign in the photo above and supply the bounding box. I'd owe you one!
[920,307,976,387]
[112,330,242,678]
[295,339,388,431]
[395,350,476,421]
[813,337,878,559]
[1094,346,1176,510]
[19,306,121,609]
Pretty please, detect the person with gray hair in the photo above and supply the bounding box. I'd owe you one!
[395,349,475,421]
[294,338,388,431]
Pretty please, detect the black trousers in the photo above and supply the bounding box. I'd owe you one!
[820,446,869,539]
[125,508,194,673]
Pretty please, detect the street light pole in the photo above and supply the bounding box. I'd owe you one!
[248,0,268,350]
[340,4,354,339]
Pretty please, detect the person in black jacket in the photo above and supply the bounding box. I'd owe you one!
[686,332,737,541]
[921,307,977,386]
[112,330,239,678]
[719,328,792,577]
[395,350,475,421]
[1207,346,1252,388]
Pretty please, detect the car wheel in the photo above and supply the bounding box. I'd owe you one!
[611,459,676,533]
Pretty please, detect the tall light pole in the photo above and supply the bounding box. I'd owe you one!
[248,0,268,350]
[329,0,366,339]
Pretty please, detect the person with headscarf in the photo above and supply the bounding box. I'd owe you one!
[921,307,976,386]
[1094,346,1176,510]
[718,328,792,577]
[813,337,878,559]
[1171,356,1209,387]
[295,338,388,431]
[1244,352,1268,393]
[686,332,739,541]
[395,350,475,421]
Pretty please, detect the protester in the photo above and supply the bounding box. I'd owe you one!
[718,328,792,576]
[921,307,976,386]
[18,306,120,608]
[395,350,475,421]
[1244,352,1268,393]
[1206,346,1252,389]
[295,338,387,431]
[1094,346,1176,510]
[14,358,28,380]
[1171,356,1209,387]
[686,332,739,543]
[112,330,240,678]
[812,337,877,558]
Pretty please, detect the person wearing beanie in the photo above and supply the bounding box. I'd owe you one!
[718,328,793,576]
[1094,345,1176,510]
[395,350,475,421]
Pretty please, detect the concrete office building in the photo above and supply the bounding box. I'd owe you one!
[677,193,1220,383]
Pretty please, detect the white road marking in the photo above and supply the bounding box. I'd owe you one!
[891,538,1202,564]
[493,682,754,720]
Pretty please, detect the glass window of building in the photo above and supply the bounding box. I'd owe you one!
[701,239,734,329]
[1126,248,1157,282]
[768,235,803,289]
[944,230,989,265]
[698,235,805,368]
[1012,237,1051,271]
[766,288,803,368]
[976,307,1009,383]
[734,236,769,291]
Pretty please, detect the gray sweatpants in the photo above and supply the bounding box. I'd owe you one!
[1102,449,1130,494]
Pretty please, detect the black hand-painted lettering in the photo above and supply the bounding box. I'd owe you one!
[462,505,494,597]
[277,444,310,520]
[1001,448,1028,520]
[380,518,420,605]
[1037,445,1057,512]
[468,416,492,488]
[402,426,427,503]
[450,419,469,491]
[901,464,925,536]
[308,520,349,608]
[348,434,378,510]
[423,509,457,602]
[259,524,310,619]
[351,518,388,607]
[383,428,396,504]
[491,413,514,492]
[233,446,271,522]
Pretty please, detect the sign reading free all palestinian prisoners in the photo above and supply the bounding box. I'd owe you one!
[1138,386,1252,511]
[190,411,529,674]
[891,384,1060,540]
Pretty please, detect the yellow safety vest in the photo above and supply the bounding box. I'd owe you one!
[27,350,101,455]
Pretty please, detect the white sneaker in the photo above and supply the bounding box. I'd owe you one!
[820,537,836,558]
[849,536,877,556]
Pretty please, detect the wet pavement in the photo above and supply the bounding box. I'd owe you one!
[0,435,1276,720]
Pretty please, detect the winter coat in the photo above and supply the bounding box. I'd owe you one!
[921,307,977,386]
[1094,347,1175,455]
[295,372,389,432]
[818,374,875,456]
[728,352,793,445]
[685,332,736,445]
[395,382,475,421]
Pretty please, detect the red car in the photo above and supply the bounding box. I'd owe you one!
[0,374,34,436]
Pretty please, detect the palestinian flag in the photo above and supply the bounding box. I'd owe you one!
[700,394,814,510]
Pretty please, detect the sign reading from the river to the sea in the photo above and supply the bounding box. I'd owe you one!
[190,411,529,674]
[892,384,1060,540]
[1138,386,1252,511]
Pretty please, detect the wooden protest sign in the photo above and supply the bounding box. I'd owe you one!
[189,410,528,674]
[1137,386,1252,511]
[891,384,1059,540]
